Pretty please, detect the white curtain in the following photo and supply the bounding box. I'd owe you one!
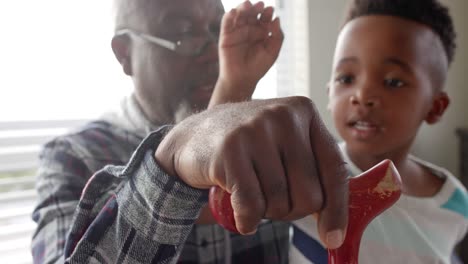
[276,0,310,97]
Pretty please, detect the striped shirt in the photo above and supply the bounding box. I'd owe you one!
[32,95,290,263]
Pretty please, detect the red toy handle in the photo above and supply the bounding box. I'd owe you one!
[328,159,402,263]
[209,159,402,264]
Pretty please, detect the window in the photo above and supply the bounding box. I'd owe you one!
[0,1,314,263]
[1,1,129,122]
[0,0,277,123]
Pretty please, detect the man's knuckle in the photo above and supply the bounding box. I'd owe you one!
[297,186,323,213]
[237,192,265,218]
[265,182,290,218]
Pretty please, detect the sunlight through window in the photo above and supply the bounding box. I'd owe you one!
[0,0,277,122]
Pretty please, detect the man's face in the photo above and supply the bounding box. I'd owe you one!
[328,15,447,160]
[129,0,224,124]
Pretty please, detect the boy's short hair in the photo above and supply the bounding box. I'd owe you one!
[344,0,456,65]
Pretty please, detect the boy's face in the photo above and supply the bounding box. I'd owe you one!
[328,15,449,159]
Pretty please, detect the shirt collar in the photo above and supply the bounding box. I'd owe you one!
[101,93,159,138]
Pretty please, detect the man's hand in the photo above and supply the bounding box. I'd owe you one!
[209,1,283,107]
[156,97,349,249]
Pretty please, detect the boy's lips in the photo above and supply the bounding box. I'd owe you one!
[347,119,381,139]
[350,120,377,130]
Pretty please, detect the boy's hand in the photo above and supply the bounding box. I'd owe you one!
[209,1,283,107]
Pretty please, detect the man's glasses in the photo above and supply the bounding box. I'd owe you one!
[115,29,218,57]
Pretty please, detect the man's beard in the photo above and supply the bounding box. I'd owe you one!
[174,100,198,124]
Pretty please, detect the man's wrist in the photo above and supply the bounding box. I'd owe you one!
[154,130,178,179]
[209,76,257,107]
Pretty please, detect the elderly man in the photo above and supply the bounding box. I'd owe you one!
[31,0,348,263]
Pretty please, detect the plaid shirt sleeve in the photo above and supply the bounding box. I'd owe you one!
[32,128,208,264]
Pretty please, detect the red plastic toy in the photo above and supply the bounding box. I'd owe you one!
[209,159,402,264]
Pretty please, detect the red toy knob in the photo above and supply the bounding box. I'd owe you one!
[209,185,238,233]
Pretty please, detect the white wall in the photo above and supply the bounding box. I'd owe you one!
[413,0,468,177]
[307,1,346,138]
[306,1,468,176]
[276,0,311,98]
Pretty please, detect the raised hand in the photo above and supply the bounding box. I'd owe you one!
[209,1,283,107]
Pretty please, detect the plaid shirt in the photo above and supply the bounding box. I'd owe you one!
[32,121,290,264]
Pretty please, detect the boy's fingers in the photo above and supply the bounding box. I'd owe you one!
[269,17,282,38]
[234,1,254,27]
[265,17,283,55]
[237,1,265,25]
[221,9,237,34]
[238,0,253,9]
[251,2,266,15]
[220,8,249,48]
[260,6,274,23]
[249,1,265,24]
[236,0,253,17]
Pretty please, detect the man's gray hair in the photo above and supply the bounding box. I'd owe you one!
[113,0,151,32]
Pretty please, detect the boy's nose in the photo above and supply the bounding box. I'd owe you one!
[350,88,381,107]
[350,95,379,107]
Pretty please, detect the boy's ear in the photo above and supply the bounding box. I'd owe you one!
[425,92,450,124]
[111,34,132,76]
[326,82,331,111]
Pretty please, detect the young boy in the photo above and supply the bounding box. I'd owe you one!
[213,0,468,263]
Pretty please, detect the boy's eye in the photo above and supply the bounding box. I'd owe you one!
[384,78,405,88]
[335,75,354,85]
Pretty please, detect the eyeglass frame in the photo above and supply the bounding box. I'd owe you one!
[115,29,216,57]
